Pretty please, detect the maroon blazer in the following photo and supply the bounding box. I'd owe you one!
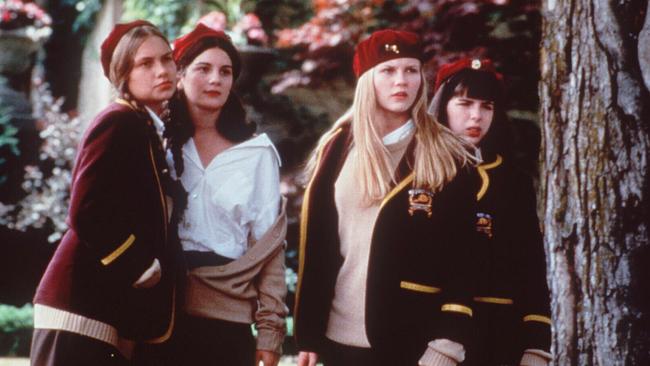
[34,102,176,342]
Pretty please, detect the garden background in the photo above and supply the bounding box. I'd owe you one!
[1,0,648,365]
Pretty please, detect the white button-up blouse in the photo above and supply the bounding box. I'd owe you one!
[169,133,281,259]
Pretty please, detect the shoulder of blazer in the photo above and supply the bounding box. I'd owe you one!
[83,103,148,145]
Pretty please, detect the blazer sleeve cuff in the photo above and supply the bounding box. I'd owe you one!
[520,349,552,366]
[256,328,284,354]
[418,340,461,366]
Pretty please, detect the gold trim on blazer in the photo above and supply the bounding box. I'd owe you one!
[101,234,136,265]
[476,154,503,201]
[380,172,415,210]
[474,296,514,305]
[523,314,551,325]
[400,281,441,294]
[295,128,343,326]
[146,286,176,344]
[441,303,473,317]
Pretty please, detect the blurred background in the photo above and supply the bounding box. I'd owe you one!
[0,0,542,361]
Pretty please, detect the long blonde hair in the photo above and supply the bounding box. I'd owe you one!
[305,65,474,202]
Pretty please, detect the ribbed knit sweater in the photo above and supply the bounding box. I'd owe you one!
[325,131,413,346]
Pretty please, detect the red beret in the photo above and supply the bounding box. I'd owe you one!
[172,23,240,78]
[100,20,154,78]
[353,29,423,78]
[434,58,503,92]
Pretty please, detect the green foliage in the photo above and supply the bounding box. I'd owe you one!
[0,103,20,187]
[63,0,104,34]
[122,0,192,40]
[122,0,255,40]
[0,303,33,357]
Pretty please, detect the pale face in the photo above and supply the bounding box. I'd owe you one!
[179,47,234,113]
[127,36,176,112]
[372,57,422,121]
[446,94,495,145]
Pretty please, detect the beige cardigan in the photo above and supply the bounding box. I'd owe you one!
[184,197,288,354]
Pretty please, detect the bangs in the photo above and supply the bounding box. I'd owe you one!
[450,69,503,103]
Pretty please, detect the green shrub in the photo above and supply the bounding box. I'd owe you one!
[0,303,33,357]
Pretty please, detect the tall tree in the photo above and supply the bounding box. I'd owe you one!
[539,0,650,364]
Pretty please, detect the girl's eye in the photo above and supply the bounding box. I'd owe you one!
[482,103,495,111]
[139,60,153,68]
[406,67,419,73]
[220,68,232,76]
[195,66,210,73]
[381,67,394,73]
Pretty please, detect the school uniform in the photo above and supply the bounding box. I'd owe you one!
[294,122,480,366]
[169,133,288,366]
[31,100,178,364]
[465,152,551,366]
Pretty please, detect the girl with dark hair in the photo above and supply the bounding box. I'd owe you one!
[166,23,287,366]
[430,58,551,366]
[30,20,178,366]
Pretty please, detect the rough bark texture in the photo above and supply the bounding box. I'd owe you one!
[540,0,650,365]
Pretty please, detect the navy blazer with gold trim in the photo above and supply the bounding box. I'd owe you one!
[468,153,551,364]
[34,101,177,342]
[294,123,480,361]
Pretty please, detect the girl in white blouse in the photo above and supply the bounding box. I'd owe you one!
[165,23,288,366]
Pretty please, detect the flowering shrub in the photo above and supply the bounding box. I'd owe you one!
[0,0,51,41]
[2,72,82,243]
[272,0,540,102]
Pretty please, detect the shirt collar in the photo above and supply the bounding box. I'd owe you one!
[382,119,415,145]
[145,106,165,140]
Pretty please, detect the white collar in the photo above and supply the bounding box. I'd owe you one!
[145,106,165,139]
[382,119,415,145]
[184,133,282,171]
[474,147,483,163]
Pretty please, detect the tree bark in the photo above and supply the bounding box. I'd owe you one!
[540,0,650,365]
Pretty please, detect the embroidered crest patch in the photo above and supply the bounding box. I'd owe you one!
[476,212,493,238]
[408,189,433,218]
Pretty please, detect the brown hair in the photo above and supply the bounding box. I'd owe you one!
[108,25,170,96]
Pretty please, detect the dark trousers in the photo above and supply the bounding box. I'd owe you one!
[320,337,385,366]
[170,313,255,366]
[30,329,130,366]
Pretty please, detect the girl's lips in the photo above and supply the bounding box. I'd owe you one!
[155,81,173,89]
[466,128,481,138]
[204,90,222,97]
[392,92,408,98]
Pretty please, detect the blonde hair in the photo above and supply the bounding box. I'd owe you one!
[108,25,169,97]
[305,66,475,202]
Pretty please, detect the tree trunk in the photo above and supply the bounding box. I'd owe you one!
[539,0,650,364]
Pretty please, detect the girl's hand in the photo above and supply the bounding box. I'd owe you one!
[255,350,280,366]
[297,351,318,366]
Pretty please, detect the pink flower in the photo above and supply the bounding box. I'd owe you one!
[198,11,227,32]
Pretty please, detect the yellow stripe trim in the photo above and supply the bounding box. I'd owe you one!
[474,296,514,305]
[480,154,503,170]
[400,281,441,294]
[441,303,473,317]
[380,173,415,210]
[476,155,502,201]
[101,234,136,265]
[115,98,136,110]
[523,314,552,325]
[146,286,176,344]
[295,128,343,327]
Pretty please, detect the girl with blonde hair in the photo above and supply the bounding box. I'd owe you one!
[295,29,479,366]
